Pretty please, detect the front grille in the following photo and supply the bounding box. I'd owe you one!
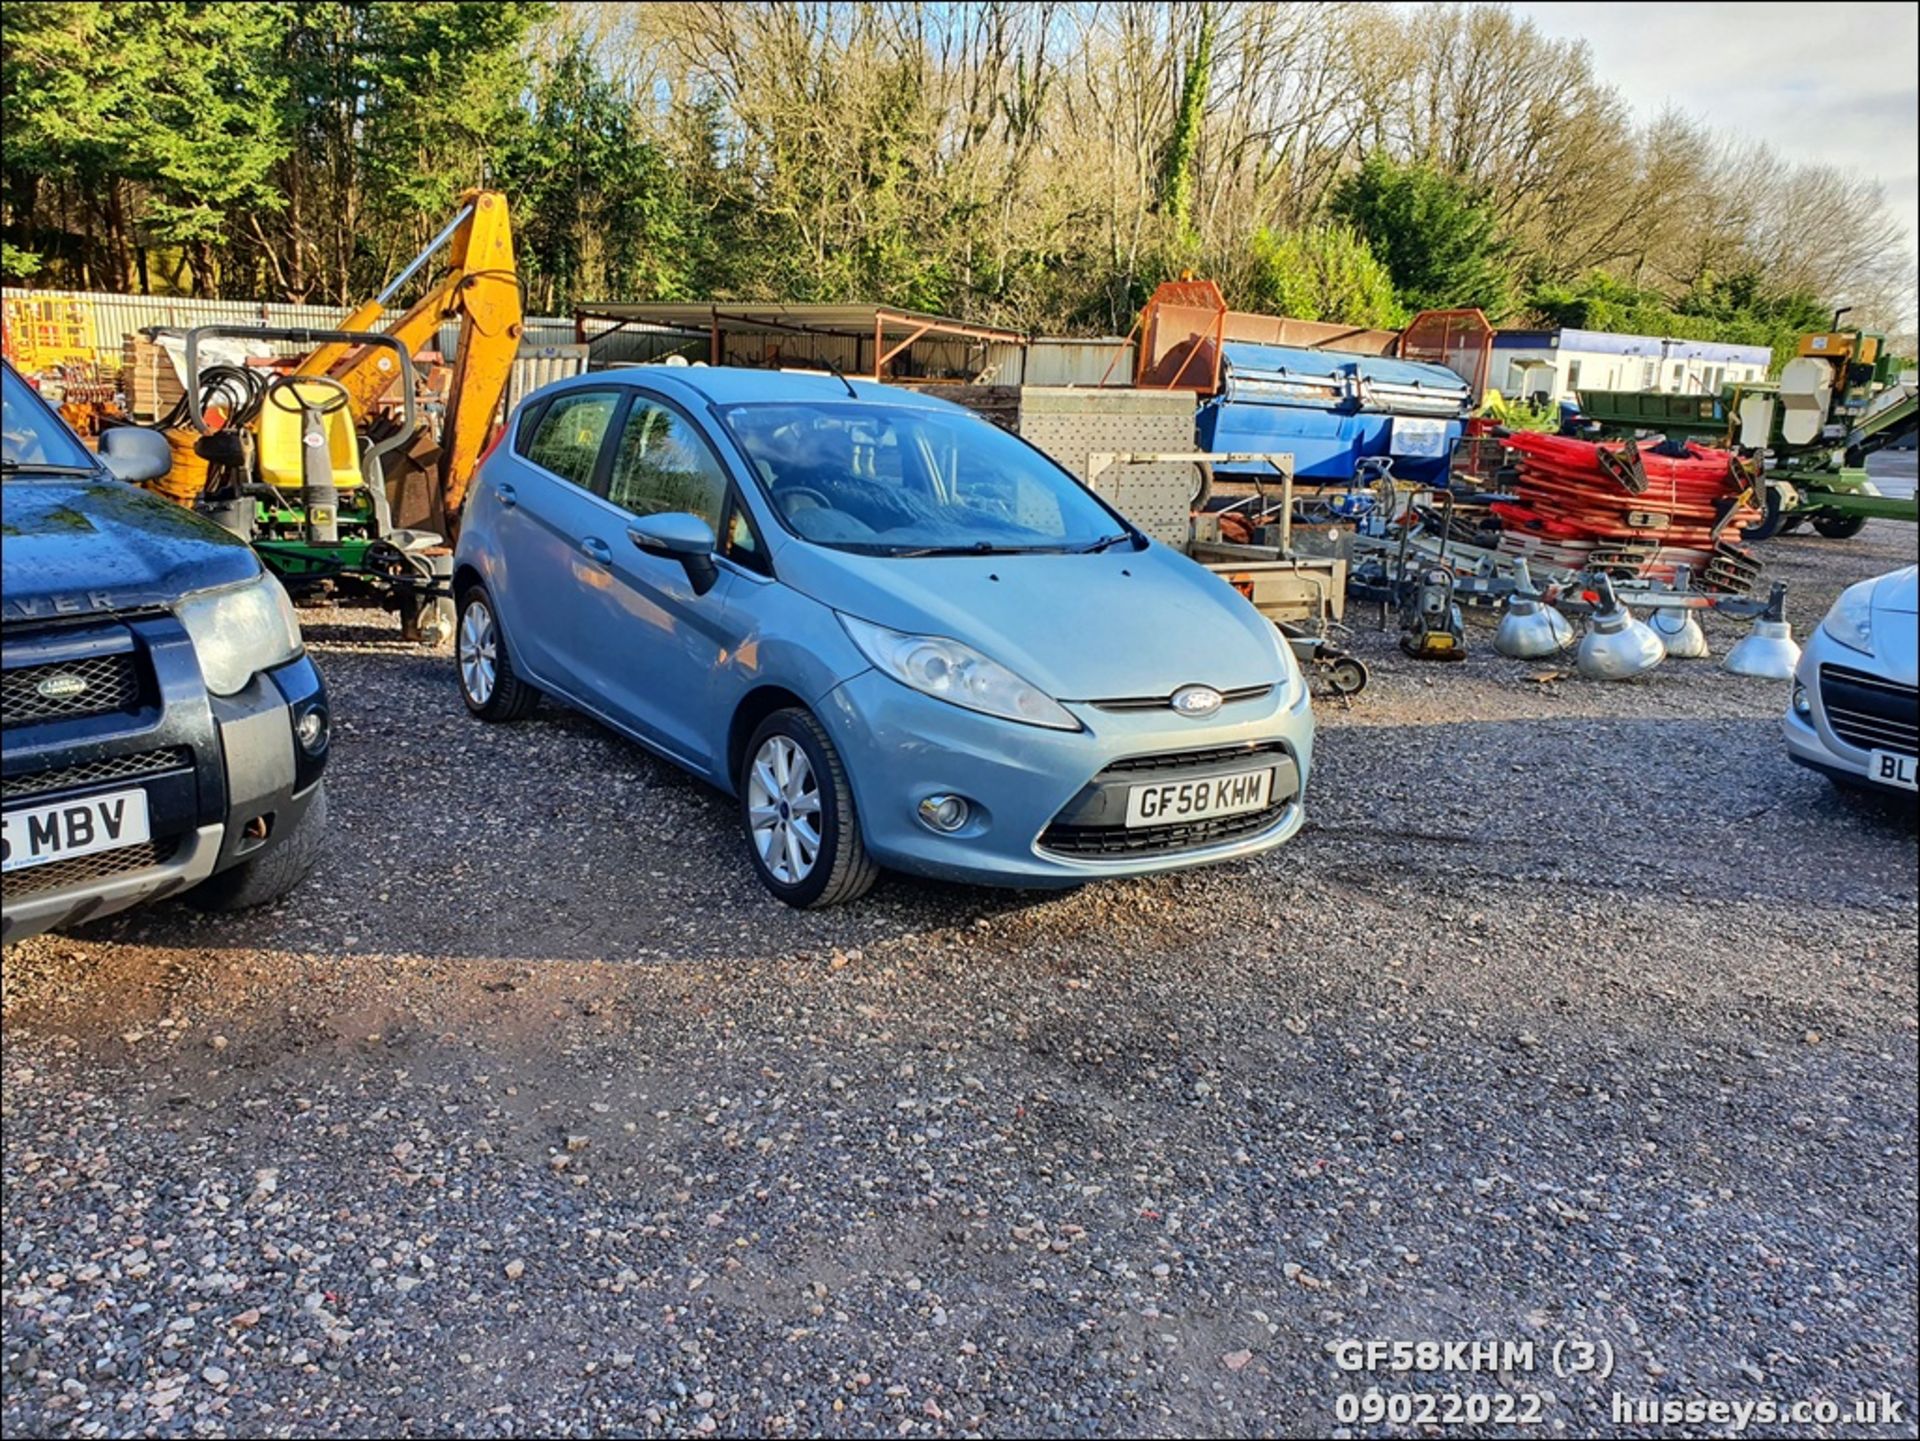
[2,748,195,802]
[1041,801,1290,857]
[1099,741,1290,775]
[1038,742,1295,858]
[1,837,180,898]
[1091,684,1274,713]
[1820,664,1918,757]
[2,653,143,727]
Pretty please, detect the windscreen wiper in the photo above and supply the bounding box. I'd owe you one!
[0,460,99,476]
[886,541,1067,558]
[1075,532,1135,553]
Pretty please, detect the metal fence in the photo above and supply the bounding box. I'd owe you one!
[1,286,577,371]
[3,286,1137,388]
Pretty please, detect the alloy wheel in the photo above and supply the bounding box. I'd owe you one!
[746,735,822,884]
[458,599,498,705]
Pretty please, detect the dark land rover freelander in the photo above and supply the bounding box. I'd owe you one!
[1,359,330,942]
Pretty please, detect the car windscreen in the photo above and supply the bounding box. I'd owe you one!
[1,365,96,473]
[715,400,1131,556]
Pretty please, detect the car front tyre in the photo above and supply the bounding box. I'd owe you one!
[457,584,539,721]
[186,782,329,912]
[740,708,879,908]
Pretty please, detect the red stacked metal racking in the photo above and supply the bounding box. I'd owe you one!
[1493,432,1764,592]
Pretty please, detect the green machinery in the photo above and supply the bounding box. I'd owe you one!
[181,325,455,640]
[1576,320,1917,539]
[137,191,521,642]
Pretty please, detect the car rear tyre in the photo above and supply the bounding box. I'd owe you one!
[186,782,329,912]
[457,585,539,721]
[740,708,879,908]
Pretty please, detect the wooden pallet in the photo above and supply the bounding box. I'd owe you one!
[119,335,185,422]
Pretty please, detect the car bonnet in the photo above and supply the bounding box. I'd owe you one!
[773,541,1286,702]
[1870,564,1917,616]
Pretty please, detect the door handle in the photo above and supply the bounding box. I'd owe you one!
[579,536,612,565]
[494,482,517,508]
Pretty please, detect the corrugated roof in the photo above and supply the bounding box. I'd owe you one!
[531,363,976,410]
[572,301,1026,345]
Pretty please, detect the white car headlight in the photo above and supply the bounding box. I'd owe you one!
[174,572,304,695]
[840,614,1078,730]
[1819,581,1875,656]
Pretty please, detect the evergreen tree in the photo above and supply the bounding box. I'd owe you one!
[1331,152,1515,318]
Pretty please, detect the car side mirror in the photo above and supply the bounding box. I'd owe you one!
[627,512,720,596]
[98,426,174,484]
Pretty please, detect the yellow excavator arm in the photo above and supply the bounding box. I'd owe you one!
[296,189,522,527]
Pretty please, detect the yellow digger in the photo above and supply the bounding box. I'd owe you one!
[156,189,523,640]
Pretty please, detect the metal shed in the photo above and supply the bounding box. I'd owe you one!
[569,302,1027,383]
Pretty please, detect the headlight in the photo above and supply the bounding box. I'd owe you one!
[839,614,1078,730]
[1819,581,1874,656]
[1269,623,1306,706]
[174,572,304,695]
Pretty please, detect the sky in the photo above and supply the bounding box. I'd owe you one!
[1510,1,1919,328]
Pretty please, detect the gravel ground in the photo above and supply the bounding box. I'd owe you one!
[4,482,1916,1438]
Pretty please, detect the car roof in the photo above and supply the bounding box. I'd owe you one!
[528,364,973,417]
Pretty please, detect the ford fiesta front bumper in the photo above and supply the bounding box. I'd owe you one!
[816,668,1314,886]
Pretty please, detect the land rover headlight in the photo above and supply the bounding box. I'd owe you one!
[839,614,1078,730]
[1819,580,1874,656]
[175,572,304,695]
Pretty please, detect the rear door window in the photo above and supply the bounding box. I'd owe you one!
[521,390,619,488]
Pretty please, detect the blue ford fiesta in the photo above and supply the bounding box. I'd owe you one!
[451,367,1314,906]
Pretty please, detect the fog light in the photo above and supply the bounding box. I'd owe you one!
[295,705,329,753]
[1792,681,1812,716]
[917,794,970,832]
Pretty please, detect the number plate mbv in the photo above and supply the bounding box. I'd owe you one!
[1124,768,1274,828]
[1,789,153,872]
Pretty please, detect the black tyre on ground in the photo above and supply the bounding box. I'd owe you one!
[456,584,540,721]
[186,782,329,912]
[1812,511,1868,539]
[1741,483,1793,541]
[739,707,880,908]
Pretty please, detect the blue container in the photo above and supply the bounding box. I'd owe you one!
[1196,342,1468,486]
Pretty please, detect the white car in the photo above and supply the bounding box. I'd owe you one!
[1785,564,1917,795]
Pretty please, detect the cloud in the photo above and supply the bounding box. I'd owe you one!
[1508,3,1913,177]
[1508,1,1918,324]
